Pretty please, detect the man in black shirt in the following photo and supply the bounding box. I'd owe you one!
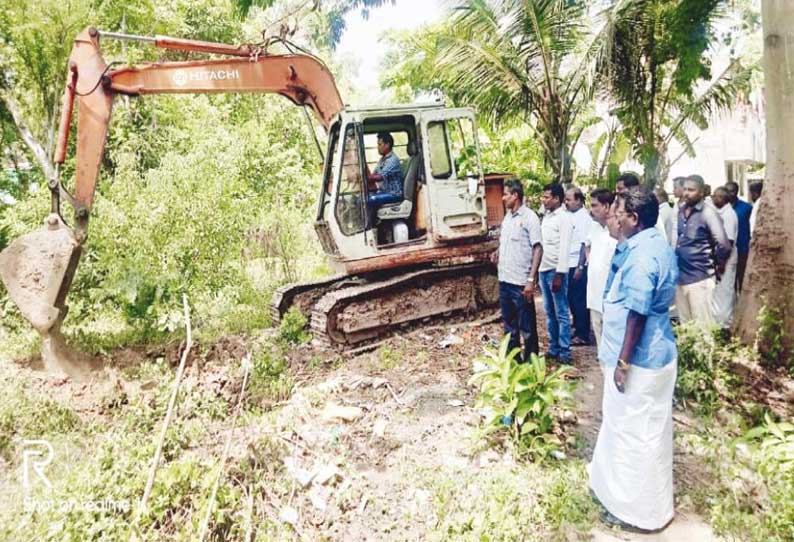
[674,176,731,324]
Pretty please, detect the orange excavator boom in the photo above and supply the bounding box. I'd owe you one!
[0,27,344,334]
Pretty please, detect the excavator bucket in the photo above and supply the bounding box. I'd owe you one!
[0,215,81,333]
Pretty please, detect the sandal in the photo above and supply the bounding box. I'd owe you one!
[600,510,666,534]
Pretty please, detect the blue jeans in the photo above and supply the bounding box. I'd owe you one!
[539,269,571,361]
[367,191,402,206]
[498,282,539,362]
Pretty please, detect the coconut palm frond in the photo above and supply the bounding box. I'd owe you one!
[664,59,757,148]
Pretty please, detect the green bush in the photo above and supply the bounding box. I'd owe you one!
[0,93,330,353]
[468,336,572,459]
[707,414,794,542]
[247,344,293,409]
[277,306,310,346]
[756,303,788,369]
[674,321,733,413]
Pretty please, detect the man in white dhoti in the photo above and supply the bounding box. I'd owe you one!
[589,186,679,533]
[711,187,738,328]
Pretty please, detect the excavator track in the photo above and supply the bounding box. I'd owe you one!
[270,273,350,324]
[309,263,499,349]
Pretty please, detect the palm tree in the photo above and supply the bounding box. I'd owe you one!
[597,0,756,185]
[384,0,604,183]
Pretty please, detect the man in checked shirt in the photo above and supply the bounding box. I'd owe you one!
[491,179,543,362]
[367,132,405,208]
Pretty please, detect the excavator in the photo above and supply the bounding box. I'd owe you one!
[0,27,510,349]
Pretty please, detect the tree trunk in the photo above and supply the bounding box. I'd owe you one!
[734,0,794,363]
[0,91,56,180]
[642,147,662,187]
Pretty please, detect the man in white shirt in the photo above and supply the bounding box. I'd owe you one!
[655,187,675,242]
[669,176,687,249]
[539,183,574,363]
[711,187,739,328]
[585,188,617,348]
[565,187,594,346]
[749,180,763,235]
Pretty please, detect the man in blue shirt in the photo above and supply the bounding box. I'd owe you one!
[590,186,679,534]
[367,132,404,208]
[725,181,752,291]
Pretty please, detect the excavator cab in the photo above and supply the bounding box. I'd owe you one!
[314,105,491,275]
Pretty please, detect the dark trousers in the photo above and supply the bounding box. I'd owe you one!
[499,281,539,361]
[567,266,590,342]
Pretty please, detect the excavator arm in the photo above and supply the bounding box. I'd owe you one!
[0,26,344,333]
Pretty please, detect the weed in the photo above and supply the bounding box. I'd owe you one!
[0,384,80,459]
[674,321,735,413]
[418,460,596,541]
[376,346,402,370]
[702,413,794,542]
[307,355,324,369]
[247,345,293,409]
[468,336,572,459]
[277,306,310,346]
[756,302,787,369]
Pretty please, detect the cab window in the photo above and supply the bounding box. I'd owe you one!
[427,121,452,179]
[448,117,479,178]
[334,125,367,236]
[316,122,340,221]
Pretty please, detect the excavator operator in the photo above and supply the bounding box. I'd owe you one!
[367,132,404,209]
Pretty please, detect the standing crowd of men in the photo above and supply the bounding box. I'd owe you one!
[494,172,762,533]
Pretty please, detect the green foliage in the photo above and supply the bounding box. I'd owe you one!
[0,222,9,252]
[703,414,794,542]
[1,1,333,354]
[584,120,630,189]
[277,306,310,346]
[247,343,293,408]
[420,461,597,541]
[479,124,550,196]
[744,414,794,477]
[0,354,297,542]
[0,382,80,458]
[2,92,327,351]
[468,336,572,459]
[599,0,756,184]
[674,321,736,413]
[383,0,597,182]
[756,302,787,369]
[234,0,394,48]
